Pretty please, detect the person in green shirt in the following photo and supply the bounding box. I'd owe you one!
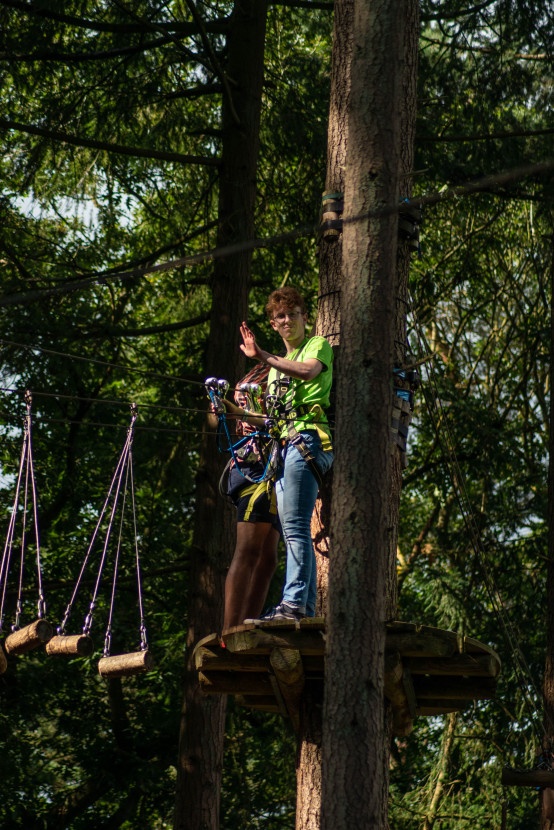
[235,286,334,622]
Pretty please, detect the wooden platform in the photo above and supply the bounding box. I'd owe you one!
[193,620,501,736]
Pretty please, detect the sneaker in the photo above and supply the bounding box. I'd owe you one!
[244,602,305,625]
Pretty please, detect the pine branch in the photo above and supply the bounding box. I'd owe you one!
[421,0,498,22]
[0,36,177,62]
[87,312,211,338]
[421,126,554,142]
[0,117,220,166]
[268,0,333,9]
[0,0,229,34]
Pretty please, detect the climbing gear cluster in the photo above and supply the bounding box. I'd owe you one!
[392,367,420,469]
[204,377,280,488]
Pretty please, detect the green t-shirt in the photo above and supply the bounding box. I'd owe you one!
[267,336,333,440]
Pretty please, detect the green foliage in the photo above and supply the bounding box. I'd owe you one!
[1,0,554,827]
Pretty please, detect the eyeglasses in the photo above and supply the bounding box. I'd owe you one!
[273,311,302,324]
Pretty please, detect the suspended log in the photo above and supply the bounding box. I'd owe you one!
[4,619,53,655]
[502,768,554,788]
[0,641,7,674]
[97,650,155,678]
[46,634,94,657]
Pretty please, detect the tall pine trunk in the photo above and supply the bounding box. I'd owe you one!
[173,3,267,828]
[298,2,418,827]
[321,0,403,826]
[296,2,352,826]
[541,234,554,830]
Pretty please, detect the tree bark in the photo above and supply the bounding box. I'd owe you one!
[296,3,352,827]
[321,0,403,827]
[388,0,419,620]
[173,3,267,829]
[541,232,554,830]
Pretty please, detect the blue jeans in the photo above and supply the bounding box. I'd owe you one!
[275,431,334,616]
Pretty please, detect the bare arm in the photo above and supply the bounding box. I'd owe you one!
[208,398,266,430]
[239,322,324,380]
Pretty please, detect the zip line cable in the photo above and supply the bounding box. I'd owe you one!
[408,302,549,741]
[1,157,554,310]
[0,337,204,387]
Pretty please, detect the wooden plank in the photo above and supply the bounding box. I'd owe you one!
[270,648,305,732]
[462,635,500,659]
[416,701,469,715]
[195,646,270,673]
[223,628,325,656]
[501,768,554,788]
[235,694,281,713]
[386,632,457,659]
[198,671,273,695]
[195,631,222,649]
[384,653,414,737]
[413,676,497,700]
[407,653,500,678]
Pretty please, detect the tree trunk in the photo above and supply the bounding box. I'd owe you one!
[388,0,420,620]
[296,3,352,826]
[541,233,554,830]
[321,0,403,827]
[173,3,267,829]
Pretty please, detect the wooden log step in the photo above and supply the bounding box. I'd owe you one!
[407,653,500,678]
[4,619,53,655]
[98,650,155,678]
[46,634,94,657]
[199,671,273,695]
[412,676,497,700]
[501,768,554,788]
[0,641,7,674]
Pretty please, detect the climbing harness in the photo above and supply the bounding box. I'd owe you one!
[0,390,52,667]
[47,404,154,678]
[263,338,334,488]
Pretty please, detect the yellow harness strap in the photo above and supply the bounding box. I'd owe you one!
[242,480,278,521]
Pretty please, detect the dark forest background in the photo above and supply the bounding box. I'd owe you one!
[0,0,553,827]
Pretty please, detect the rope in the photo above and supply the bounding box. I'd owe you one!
[58,408,136,635]
[0,337,203,387]
[2,157,554,310]
[0,391,46,634]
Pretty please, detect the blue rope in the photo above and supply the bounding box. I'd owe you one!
[208,389,277,484]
